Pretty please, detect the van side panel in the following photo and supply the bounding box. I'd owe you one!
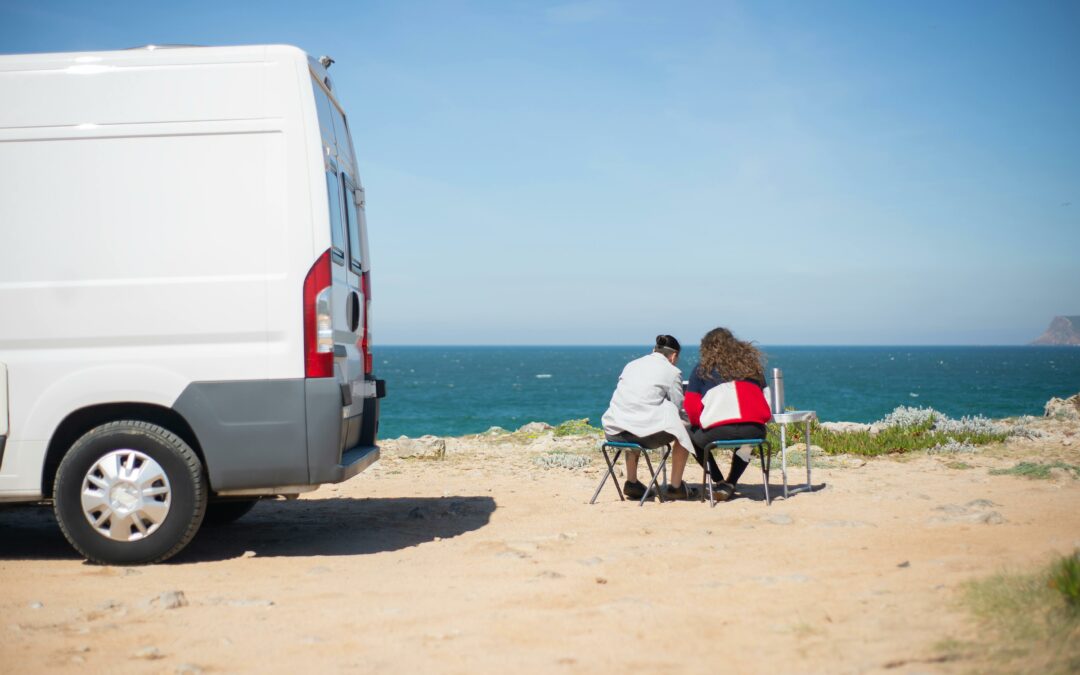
[173,380,309,489]
[0,363,7,470]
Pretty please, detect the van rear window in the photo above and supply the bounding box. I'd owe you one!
[325,172,346,264]
[342,177,363,272]
[313,83,337,152]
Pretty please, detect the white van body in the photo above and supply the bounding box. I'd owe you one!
[0,45,384,562]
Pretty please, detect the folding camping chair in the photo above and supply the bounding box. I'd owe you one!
[589,440,671,506]
[701,438,774,507]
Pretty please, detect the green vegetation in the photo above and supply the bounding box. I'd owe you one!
[1050,554,1080,612]
[553,418,602,437]
[989,462,1080,480]
[765,412,1008,457]
[533,451,591,470]
[945,460,974,470]
[937,551,1080,673]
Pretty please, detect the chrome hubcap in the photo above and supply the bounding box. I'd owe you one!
[81,449,171,542]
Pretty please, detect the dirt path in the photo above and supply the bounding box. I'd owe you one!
[2,432,1078,674]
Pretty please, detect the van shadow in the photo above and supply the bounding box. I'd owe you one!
[0,496,496,563]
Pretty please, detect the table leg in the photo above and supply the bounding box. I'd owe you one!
[805,419,812,492]
[780,423,789,499]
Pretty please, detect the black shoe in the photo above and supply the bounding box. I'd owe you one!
[707,481,735,502]
[623,480,653,500]
[661,482,700,501]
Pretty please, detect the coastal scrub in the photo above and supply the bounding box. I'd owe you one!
[938,551,1080,672]
[769,406,1009,457]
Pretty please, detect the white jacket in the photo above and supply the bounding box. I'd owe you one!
[601,352,692,450]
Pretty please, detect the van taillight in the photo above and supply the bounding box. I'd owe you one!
[303,249,334,378]
[360,271,372,374]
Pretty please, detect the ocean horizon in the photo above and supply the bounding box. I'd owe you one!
[372,345,1080,439]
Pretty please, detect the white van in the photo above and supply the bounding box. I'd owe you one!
[0,45,386,564]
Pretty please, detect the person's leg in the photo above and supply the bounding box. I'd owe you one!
[727,445,752,484]
[708,423,767,485]
[690,426,724,483]
[668,441,689,487]
[625,450,640,483]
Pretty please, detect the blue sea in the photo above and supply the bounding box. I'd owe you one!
[374,346,1080,439]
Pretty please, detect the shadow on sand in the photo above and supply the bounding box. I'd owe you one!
[0,495,496,563]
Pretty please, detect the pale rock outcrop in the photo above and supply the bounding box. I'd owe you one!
[1044,394,1080,421]
[384,435,446,460]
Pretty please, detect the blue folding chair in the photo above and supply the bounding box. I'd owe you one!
[589,440,671,506]
[701,438,773,507]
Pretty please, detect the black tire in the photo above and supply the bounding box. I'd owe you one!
[53,420,207,565]
[202,499,258,527]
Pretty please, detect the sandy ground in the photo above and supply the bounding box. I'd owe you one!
[1,419,1078,675]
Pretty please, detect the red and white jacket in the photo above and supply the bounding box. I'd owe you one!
[683,368,772,429]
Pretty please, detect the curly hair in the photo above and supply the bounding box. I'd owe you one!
[695,327,765,383]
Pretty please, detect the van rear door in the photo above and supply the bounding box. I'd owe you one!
[313,74,368,451]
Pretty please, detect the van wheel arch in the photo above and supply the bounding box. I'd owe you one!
[42,403,207,498]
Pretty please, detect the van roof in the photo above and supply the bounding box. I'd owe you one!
[0,44,313,73]
[0,44,344,108]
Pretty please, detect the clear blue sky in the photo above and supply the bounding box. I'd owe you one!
[3,1,1077,345]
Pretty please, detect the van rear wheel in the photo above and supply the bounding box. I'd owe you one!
[53,421,207,565]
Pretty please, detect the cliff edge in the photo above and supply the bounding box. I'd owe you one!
[1031,315,1080,346]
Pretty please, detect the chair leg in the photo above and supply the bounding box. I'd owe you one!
[759,444,771,506]
[644,445,670,505]
[590,447,624,504]
[706,449,717,507]
[701,451,708,503]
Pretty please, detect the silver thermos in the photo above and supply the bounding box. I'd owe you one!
[771,367,784,414]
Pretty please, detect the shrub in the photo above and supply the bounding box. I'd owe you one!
[553,418,601,437]
[770,406,1007,457]
[990,462,1080,480]
[1049,551,1080,612]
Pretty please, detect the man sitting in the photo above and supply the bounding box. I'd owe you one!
[601,335,699,500]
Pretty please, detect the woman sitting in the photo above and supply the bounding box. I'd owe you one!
[683,327,772,502]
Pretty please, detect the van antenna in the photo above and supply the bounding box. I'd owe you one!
[319,55,335,69]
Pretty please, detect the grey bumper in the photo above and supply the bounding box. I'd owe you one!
[174,378,379,491]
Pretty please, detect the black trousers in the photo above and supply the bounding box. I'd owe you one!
[689,423,767,482]
[604,430,676,450]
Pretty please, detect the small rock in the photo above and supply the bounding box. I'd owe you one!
[897,561,911,568]
[175,665,204,675]
[595,577,608,585]
[517,422,553,434]
[153,591,188,610]
[241,550,256,558]
[980,511,1006,525]
[763,514,794,525]
[387,435,447,460]
[133,646,164,660]
[29,601,43,610]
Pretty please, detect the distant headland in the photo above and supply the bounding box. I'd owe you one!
[1031,316,1080,346]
